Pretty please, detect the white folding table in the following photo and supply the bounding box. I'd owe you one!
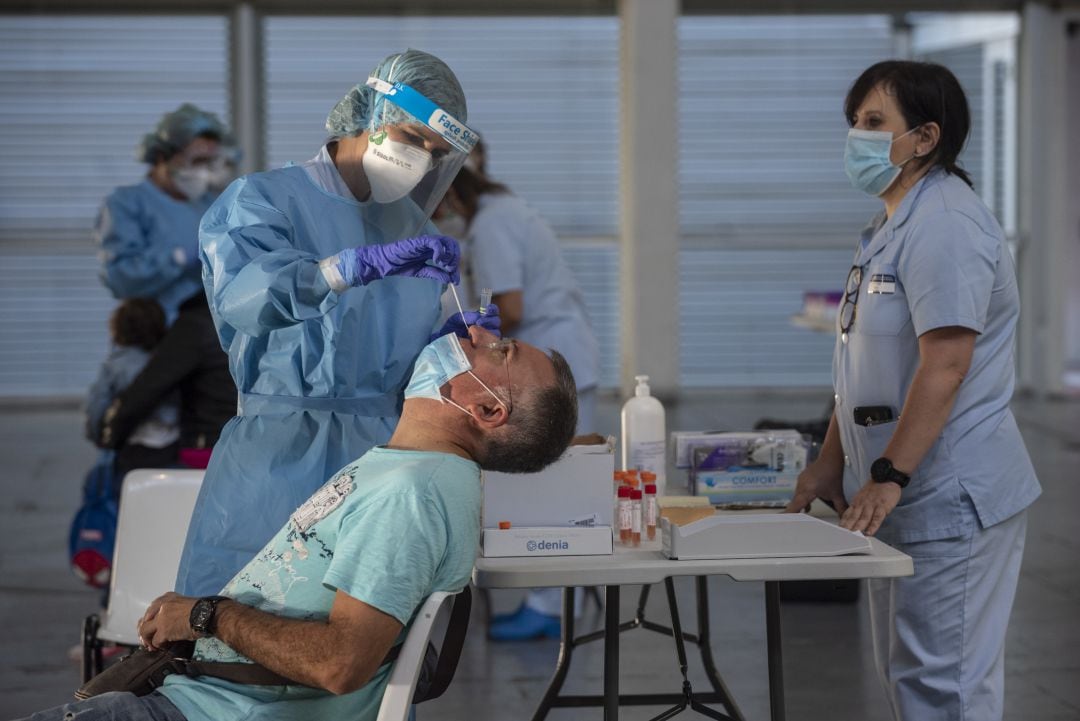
[473,536,912,721]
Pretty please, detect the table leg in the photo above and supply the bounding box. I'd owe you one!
[695,577,747,721]
[765,581,785,721]
[605,585,620,721]
[530,588,577,721]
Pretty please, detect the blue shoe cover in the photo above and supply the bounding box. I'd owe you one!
[488,605,562,641]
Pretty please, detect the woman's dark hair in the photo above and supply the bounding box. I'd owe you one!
[110,298,167,350]
[449,165,510,222]
[844,60,973,188]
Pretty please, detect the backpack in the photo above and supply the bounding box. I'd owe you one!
[69,450,119,589]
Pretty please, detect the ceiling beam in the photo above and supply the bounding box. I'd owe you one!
[7,0,1080,15]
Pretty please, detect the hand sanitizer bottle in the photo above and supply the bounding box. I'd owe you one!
[620,375,666,496]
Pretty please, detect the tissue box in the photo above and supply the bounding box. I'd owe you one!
[481,526,613,557]
[689,431,808,507]
[482,439,615,529]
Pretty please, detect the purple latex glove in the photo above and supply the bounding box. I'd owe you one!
[335,235,460,287]
[431,304,501,342]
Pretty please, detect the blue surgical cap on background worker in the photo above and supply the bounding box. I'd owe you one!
[94,103,227,321]
[176,49,489,596]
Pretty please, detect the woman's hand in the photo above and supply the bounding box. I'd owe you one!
[839,481,901,536]
[784,459,848,516]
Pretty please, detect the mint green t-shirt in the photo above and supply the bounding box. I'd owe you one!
[160,447,481,721]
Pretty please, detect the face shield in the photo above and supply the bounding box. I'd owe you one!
[363,77,479,233]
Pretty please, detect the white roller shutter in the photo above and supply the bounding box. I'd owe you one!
[0,15,228,398]
[677,15,895,387]
[264,16,619,236]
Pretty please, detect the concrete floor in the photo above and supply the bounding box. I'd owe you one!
[1,390,1077,720]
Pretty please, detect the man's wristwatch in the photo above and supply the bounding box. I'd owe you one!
[870,457,911,488]
[189,595,228,638]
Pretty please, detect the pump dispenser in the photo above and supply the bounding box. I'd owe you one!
[620,375,666,496]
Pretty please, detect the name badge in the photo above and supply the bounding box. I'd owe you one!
[867,273,896,295]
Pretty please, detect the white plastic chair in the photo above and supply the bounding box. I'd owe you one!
[376,587,471,721]
[82,468,204,681]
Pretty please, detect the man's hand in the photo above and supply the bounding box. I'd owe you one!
[137,591,198,650]
[839,481,902,536]
[784,462,848,516]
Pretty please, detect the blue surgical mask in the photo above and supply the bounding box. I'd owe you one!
[404,332,508,416]
[844,127,918,197]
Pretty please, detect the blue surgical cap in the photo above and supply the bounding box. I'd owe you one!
[325,48,468,139]
[138,103,227,164]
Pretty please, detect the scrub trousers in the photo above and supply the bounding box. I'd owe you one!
[868,509,1028,721]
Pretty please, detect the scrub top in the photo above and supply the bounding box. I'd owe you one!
[468,192,599,391]
[94,179,216,321]
[834,169,1040,545]
[175,147,443,596]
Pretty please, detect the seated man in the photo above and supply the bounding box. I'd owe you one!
[24,325,577,721]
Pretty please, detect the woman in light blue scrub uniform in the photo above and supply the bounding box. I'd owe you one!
[787,61,1040,721]
[94,104,227,321]
[176,49,486,596]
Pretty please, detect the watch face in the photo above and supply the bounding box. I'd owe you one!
[191,599,215,631]
[871,458,891,480]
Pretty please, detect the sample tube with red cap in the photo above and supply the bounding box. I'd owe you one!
[630,488,643,547]
[617,485,632,545]
[644,482,658,540]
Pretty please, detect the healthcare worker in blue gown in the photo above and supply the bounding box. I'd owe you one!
[95,104,228,322]
[176,49,497,596]
[786,61,1040,721]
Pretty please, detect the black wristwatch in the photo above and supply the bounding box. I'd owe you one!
[870,457,911,488]
[189,595,228,638]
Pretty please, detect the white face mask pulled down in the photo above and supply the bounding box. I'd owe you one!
[403,331,508,418]
[363,132,432,204]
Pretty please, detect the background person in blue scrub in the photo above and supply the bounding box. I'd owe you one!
[437,157,600,640]
[94,104,227,322]
[786,61,1041,721]
[177,49,489,597]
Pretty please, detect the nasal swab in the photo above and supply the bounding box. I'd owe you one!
[447,282,470,330]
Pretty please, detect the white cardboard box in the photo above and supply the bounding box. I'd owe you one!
[482,526,614,558]
[482,440,615,529]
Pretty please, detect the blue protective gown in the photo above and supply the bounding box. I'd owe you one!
[94,179,216,320]
[175,162,442,596]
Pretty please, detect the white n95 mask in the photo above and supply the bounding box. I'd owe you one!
[171,166,212,200]
[363,130,432,204]
[404,332,508,416]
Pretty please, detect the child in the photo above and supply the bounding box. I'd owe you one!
[85,298,180,489]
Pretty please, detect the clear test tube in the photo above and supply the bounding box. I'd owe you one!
[479,288,493,312]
